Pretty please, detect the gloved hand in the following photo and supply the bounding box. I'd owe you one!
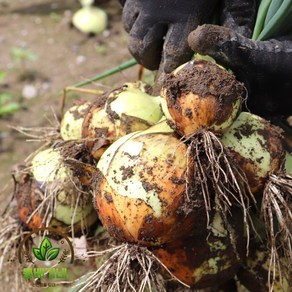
[119,0,220,73]
[188,24,292,118]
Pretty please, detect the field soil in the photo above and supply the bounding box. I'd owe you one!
[0,0,141,211]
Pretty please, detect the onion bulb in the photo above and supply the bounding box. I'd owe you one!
[153,211,245,288]
[221,112,292,279]
[14,146,97,233]
[60,100,91,141]
[82,81,164,159]
[221,112,285,194]
[94,123,205,246]
[72,6,107,35]
[161,60,244,137]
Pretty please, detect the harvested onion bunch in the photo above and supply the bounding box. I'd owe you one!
[14,143,98,235]
[82,81,163,159]
[221,111,292,284]
[161,60,254,239]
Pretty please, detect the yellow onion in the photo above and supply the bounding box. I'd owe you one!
[221,112,285,194]
[60,100,91,141]
[14,146,98,233]
[161,60,244,136]
[82,81,164,159]
[94,122,206,246]
[153,210,246,289]
[72,5,107,35]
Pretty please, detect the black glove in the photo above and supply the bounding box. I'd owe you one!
[120,0,219,73]
[188,24,292,118]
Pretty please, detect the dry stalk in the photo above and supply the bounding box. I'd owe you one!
[261,173,292,291]
[73,243,187,292]
[186,130,256,254]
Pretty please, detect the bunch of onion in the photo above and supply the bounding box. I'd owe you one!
[161,59,254,243]
[220,111,292,286]
[74,120,248,290]
[14,142,98,236]
[82,81,164,160]
[72,0,108,35]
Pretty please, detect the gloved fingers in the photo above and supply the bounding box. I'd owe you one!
[160,21,197,74]
[122,1,140,33]
[128,16,168,70]
[188,24,292,76]
[188,24,292,116]
[220,0,257,37]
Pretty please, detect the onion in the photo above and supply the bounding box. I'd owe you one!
[221,112,285,194]
[94,122,205,246]
[82,81,164,159]
[161,60,244,136]
[221,112,292,281]
[152,210,245,289]
[15,146,98,233]
[72,6,107,35]
[60,100,91,141]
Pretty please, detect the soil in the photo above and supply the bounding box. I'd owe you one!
[0,0,142,212]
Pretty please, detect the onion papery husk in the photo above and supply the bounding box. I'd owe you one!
[94,123,207,247]
[161,59,244,136]
[14,143,98,236]
[82,81,164,160]
[221,112,285,195]
[60,100,92,141]
[152,209,246,289]
[237,243,290,292]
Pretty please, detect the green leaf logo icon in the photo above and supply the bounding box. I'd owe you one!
[32,237,60,261]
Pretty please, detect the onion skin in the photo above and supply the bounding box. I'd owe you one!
[152,211,245,289]
[94,130,206,246]
[221,112,285,194]
[60,101,91,141]
[82,82,163,160]
[161,60,244,136]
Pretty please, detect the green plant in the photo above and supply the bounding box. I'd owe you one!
[0,92,21,116]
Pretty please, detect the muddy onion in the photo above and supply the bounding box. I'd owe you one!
[153,211,246,288]
[72,5,107,35]
[82,81,164,159]
[15,147,97,232]
[221,112,285,194]
[161,60,244,136]
[94,122,205,246]
[60,100,91,141]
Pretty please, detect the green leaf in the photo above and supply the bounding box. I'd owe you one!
[46,248,60,261]
[40,237,52,259]
[33,248,44,261]
[0,70,6,82]
[0,103,21,116]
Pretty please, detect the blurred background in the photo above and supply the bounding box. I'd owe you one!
[0,0,140,211]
